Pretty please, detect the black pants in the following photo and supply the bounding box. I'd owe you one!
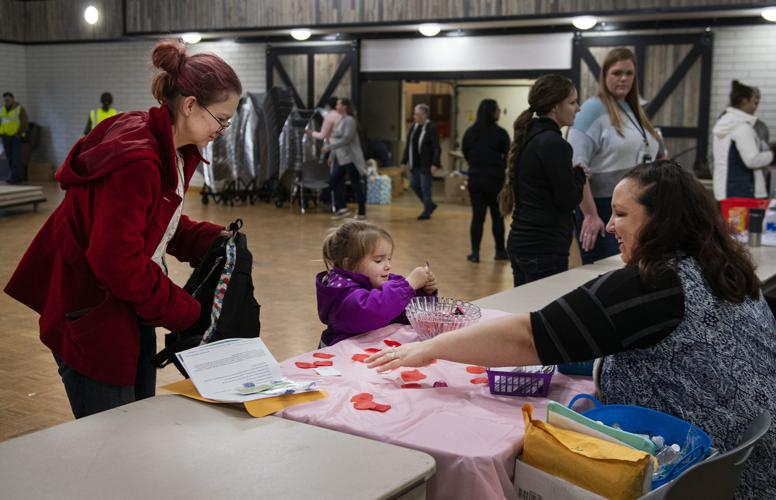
[468,176,505,254]
[508,253,568,288]
[331,161,366,216]
[54,322,157,419]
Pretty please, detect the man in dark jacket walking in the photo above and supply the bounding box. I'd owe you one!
[401,104,441,220]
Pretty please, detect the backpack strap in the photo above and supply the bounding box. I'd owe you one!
[201,227,239,344]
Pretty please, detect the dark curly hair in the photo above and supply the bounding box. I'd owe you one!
[622,160,759,303]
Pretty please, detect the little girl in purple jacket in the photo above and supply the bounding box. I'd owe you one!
[316,220,438,346]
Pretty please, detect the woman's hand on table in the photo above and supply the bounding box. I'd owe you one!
[366,343,436,372]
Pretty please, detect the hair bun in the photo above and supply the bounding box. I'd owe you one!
[152,40,186,76]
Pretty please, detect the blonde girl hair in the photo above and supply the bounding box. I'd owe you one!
[322,221,394,272]
[598,47,658,140]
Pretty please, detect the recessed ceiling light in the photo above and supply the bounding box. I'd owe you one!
[572,16,597,30]
[418,24,441,37]
[762,7,776,22]
[84,5,99,25]
[181,33,202,44]
[291,29,312,41]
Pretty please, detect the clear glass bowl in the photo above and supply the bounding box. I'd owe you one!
[405,296,482,340]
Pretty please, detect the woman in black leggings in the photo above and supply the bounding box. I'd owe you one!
[462,99,510,262]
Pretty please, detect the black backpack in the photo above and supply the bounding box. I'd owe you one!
[152,219,261,377]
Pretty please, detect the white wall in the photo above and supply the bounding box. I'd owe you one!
[361,33,574,72]
[0,42,28,108]
[710,25,776,141]
[22,39,266,166]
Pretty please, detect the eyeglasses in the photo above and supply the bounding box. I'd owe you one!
[199,102,231,133]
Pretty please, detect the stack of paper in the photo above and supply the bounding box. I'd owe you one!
[176,338,316,403]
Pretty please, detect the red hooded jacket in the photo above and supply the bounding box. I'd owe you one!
[4,105,223,385]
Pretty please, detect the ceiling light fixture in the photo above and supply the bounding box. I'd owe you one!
[84,5,99,25]
[762,7,776,22]
[181,33,202,44]
[418,24,441,37]
[572,16,597,30]
[291,29,312,41]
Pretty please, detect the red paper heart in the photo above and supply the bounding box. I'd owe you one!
[400,383,422,389]
[354,400,377,410]
[383,339,402,347]
[470,377,489,384]
[295,361,315,369]
[313,360,333,367]
[364,347,382,353]
[313,352,335,359]
[400,369,427,382]
[351,353,370,363]
[350,392,374,403]
[466,366,486,374]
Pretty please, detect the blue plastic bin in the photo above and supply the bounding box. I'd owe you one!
[568,394,712,488]
[557,360,594,376]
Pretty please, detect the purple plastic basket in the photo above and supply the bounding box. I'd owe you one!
[486,366,555,397]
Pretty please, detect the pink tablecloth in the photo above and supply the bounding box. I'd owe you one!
[276,309,595,500]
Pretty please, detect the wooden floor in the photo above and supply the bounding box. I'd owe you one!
[0,181,580,441]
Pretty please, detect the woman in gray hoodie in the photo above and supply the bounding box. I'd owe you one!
[323,97,367,219]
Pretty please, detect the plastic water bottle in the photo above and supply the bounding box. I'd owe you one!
[762,201,776,246]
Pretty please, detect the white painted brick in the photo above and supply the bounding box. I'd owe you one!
[710,25,776,155]
[18,39,265,166]
[0,43,28,107]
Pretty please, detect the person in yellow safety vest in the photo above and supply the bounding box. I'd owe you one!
[83,92,118,135]
[1,91,28,184]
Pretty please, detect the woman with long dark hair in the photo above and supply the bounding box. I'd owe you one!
[369,160,776,499]
[462,99,510,263]
[323,97,368,220]
[498,75,586,286]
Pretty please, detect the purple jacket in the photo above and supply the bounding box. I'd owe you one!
[316,267,431,346]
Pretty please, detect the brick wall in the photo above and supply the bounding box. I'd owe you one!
[0,42,28,109]
[19,39,265,167]
[710,25,776,144]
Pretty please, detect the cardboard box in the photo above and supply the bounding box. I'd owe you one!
[379,167,404,198]
[27,162,56,182]
[444,172,470,205]
[514,460,671,500]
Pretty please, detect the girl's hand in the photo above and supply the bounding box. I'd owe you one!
[366,343,435,372]
[423,272,437,294]
[406,266,431,289]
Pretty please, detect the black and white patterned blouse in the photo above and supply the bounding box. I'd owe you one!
[531,258,776,498]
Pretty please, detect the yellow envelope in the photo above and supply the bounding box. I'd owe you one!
[161,379,327,418]
[521,404,652,500]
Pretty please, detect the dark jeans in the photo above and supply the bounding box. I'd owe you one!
[509,252,569,287]
[410,168,435,215]
[468,176,505,253]
[574,197,620,264]
[54,323,157,419]
[1,135,22,183]
[331,160,366,215]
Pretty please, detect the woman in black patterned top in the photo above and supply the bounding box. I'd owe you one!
[368,161,776,498]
